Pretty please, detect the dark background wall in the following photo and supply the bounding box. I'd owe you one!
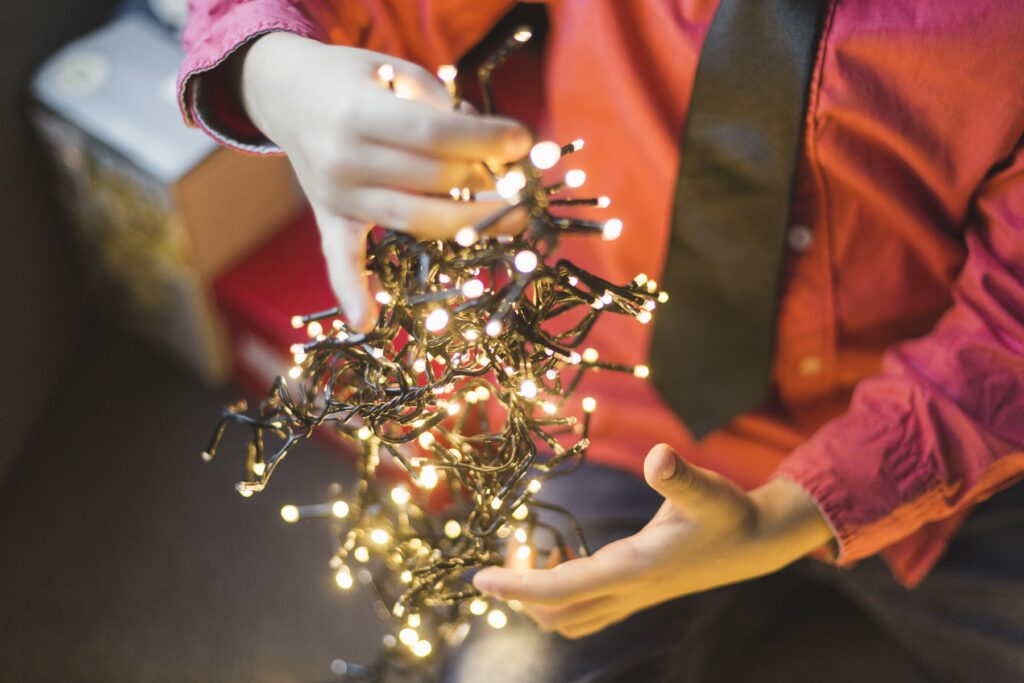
[0,0,120,479]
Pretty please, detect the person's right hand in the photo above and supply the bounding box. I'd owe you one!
[234,32,533,330]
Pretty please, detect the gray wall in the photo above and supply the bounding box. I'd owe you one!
[0,1,120,479]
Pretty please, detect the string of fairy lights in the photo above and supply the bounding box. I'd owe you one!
[202,26,666,681]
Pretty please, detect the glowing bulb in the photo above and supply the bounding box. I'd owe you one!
[462,279,485,298]
[647,280,658,292]
[634,272,649,286]
[408,613,421,628]
[569,351,582,365]
[437,64,457,83]
[417,431,435,449]
[420,466,439,489]
[390,487,411,505]
[633,364,650,379]
[400,570,412,583]
[425,309,449,332]
[280,505,300,523]
[290,315,304,329]
[490,496,503,510]
[288,366,302,379]
[357,425,372,440]
[512,504,529,520]
[527,479,542,493]
[582,396,597,413]
[475,387,490,401]
[487,610,508,629]
[564,169,586,188]
[485,320,502,337]
[470,598,488,615]
[354,546,370,563]
[597,195,611,208]
[514,250,538,273]
[413,357,427,373]
[375,291,393,305]
[332,501,350,518]
[542,401,557,415]
[412,640,433,658]
[545,369,558,380]
[514,527,529,543]
[238,489,254,498]
[637,310,653,324]
[335,567,353,590]
[455,226,478,247]
[529,141,561,169]
[292,352,307,364]
[519,379,538,399]
[514,28,532,42]
[582,347,599,363]
[602,218,623,241]
[496,169,526,199]
[370,528,390,545]
[644,299,657,311]
[444,519,462,539]
[377,64,395,84]
[306,321,323,337]
[591,298,605,310]
[572,138,585,151]
[516,545,533,561]
[464,329,479,341]
[252,462,266,477]
[658,291,670,303]
[399,628,418,646]
[289,343,304,355]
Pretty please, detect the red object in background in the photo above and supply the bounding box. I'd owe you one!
[215,207,335,396]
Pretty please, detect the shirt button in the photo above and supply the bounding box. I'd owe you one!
[798,356,824,376]
[787,224,813,253]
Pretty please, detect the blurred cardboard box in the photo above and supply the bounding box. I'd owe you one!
[30,15,302,383]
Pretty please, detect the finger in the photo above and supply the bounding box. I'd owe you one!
[521,595,610,631]
[355,145,492,195]
[360,95,532,164]
[474,540,634,605]
[643,443,731,515]
[314,211,376,332]
[339,188,528,240]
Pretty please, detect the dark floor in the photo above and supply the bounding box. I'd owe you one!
[0,327,382,682]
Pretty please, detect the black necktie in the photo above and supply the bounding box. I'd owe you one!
[650,0,828,437]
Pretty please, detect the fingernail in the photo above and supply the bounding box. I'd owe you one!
[660,451,679,480]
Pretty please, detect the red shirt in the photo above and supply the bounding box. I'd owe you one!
[178,0,1024,587]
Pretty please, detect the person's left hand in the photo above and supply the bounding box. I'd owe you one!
[473,443,833,639]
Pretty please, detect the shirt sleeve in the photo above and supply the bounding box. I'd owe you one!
[176,0,515,153]
[775,135,1024,567]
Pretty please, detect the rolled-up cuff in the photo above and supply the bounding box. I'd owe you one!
[177,2,330,153]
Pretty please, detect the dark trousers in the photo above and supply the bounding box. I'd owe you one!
[442,462,1024,683]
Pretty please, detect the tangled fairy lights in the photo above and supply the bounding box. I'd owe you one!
[203,26,665,680]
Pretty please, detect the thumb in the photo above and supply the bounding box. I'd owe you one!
[315,211,377,332]
[642,443,721,514]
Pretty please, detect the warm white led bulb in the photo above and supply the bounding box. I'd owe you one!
[425,308,449,332]
[444,519,462,539]
[633,364,651,379]
[280,505,300,523]
[462,279,485,298]
[582,396,597,413]
[514,28,533,42]
[514,250,538,273]
[485,320,503,337]
[306,321,323,337]
[332,501,350,518]
[377,64,395,84]
[529,141,562,169]
[417,431,435,449]
[419,465,439,489]
[637,310,653,324]
[564,169,586,188]
[496,169,527,199]
[470,598,488,615]
[370,528,390,545]
[527,479,542,493]
[399,627,419,646]
[455,226,478,247]
[597,195,611,208]
[356,425,373,440]
[335,567,353,589]
[412,640,433,658]
[602,218,623,241]
[519,379,538,399]
[487,610,508,629]
[390,487,411,505]
[437,64,457,82]
[375,291,393,305]
[582,347,599,364]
